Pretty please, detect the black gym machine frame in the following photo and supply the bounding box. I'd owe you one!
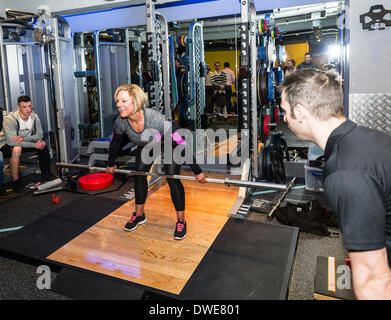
[239,1,288,185]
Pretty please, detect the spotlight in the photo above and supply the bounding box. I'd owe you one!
[328,44,340,62]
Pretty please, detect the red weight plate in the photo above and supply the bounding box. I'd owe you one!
[274,106,280,124]
[263,114,271,136]
[79,173,114,190]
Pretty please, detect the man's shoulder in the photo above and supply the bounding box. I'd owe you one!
[30,111,41,120]
[325,124,391,176]
[4,110,18,123]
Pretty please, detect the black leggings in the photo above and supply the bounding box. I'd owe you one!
[134,146,185,211]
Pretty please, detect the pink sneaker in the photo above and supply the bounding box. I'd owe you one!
[173,219,187,240]
[124,212,147,231]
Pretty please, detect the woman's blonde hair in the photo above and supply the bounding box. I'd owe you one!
[114,84,148,112]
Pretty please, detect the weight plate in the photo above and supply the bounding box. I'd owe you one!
[260,68,268,105]
[264,145,272,181]
[267,71,275,101]
[277,159,286,184]
[274,105,280,125]
[257,68,262,105]
[263,114,271,136]
[79,173,114,190]
[258,145,264,179]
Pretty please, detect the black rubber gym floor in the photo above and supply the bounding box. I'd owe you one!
[0,194,298,300]
[0,173,347,300]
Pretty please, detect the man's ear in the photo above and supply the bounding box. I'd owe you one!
[294,104,311,121]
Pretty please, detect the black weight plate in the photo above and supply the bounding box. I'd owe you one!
[275,159,286,184]
[258,146,264,179]
[262,147,269,180]
[260,68,268,106]
[264,144,272,181]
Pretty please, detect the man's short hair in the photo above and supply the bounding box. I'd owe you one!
[224,62,229,68]
[279,69,344,120]
[17,95,31,105]
[304,52,311,57]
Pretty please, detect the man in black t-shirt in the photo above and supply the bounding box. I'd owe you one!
[279,68,391,299]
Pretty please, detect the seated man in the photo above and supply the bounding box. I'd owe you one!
[0,106,8,196]
[0,95,54,191]
[0,149,5,196]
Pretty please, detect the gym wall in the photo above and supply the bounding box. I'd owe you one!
[348,0,391,135]
[284,42,310,67]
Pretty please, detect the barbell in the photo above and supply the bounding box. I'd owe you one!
[56,163,288,191]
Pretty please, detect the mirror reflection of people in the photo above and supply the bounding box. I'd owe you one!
[280,69,391,299]
[222,62,235,114]
[107,84,206,240]
[211,62,227,114]
[323,63,336,72]
[205,64,214,114]
[285,59,296,76]
[211,61,226,89]
[131,63,144,89]
[296,52,318,70]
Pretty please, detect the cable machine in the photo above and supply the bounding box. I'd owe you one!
[0,10,53,152]
[73,28,131,142]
